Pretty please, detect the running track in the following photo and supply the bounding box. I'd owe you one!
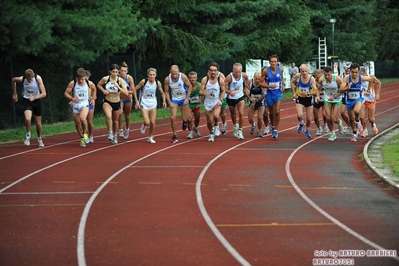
[1,83,398,266]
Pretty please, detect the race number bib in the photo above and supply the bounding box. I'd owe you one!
[348,91,360,99]
[251,94,262,98]
[269,82,280,90]
[299,86,309,94]
[76,90,88,100]
[144,93,155,99]
[172,88,186,99]
[189,95,200,103]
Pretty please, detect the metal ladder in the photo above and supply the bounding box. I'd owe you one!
[318,37,327,68]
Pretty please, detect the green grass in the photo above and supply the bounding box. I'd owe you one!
[382,133,399,176]
[1,78,397,143]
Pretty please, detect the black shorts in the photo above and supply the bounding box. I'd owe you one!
[313,100,324,109]
[341,93,346,105]
[227,96,245,107]
[295,96,313,107]
[103,98,121,111]
[22,98,42,116]
[248,100,264,110]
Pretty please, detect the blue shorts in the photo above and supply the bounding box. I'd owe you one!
[171,98,185,106]
[265,90,282,107]
[346,97,364,111]
[89,102,94,111]
[121,99,132,104]
[249,100,264,110]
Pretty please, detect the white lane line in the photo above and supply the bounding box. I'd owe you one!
[284,106,399,262]
[76,137,206,266]
[195,126,297,266]
[0,191,94,195]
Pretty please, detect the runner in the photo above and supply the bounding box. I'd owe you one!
[245,72,265,138]
[290,64,318,138]
[11,68,47,147]
[224,63,250,140]
[135,68,167,143]
[186,71,203,139]
[313,69,328,136]
[200,62,226,142]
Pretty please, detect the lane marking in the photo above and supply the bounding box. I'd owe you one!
[285,106,399,262]
[275,185,389,190]
[0,203,86,207]
[216,222,336,227]
[0,191,94,195]
[95,181,118,184]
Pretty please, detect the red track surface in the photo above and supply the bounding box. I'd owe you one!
[1,83,399,266]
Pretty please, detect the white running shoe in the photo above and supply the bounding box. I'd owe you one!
[24,137,30,146]
[193,126,201,137]
[257,130,263,138]
[89,136,94,143]
[140,124,147,134]
[328,131,337,141]
[112,135,118,145]
[324,123,329,133]
[221,123,227,135]
[343,126,349,134]
[237,129,244,140]
[250,122,257,135]
[316,127,322,136]
[213,126,221,136]
[38,138,44,147]
[187,131,193,139]
[147,136,156,143]
[233,123,239,137]
[123,129,130,140]
[263,126,270,135]
[208,134,215,142]
[108,131,114,140]
[118,129,124,137]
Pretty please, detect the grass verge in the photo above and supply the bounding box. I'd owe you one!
[382,133,399,176]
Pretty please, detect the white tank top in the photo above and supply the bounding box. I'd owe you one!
[322,75,342,103]
[362,75,375,102]
[22,77,40,99]
[140,79,158,105]
[168,73,186,101]
[227,73,244,99]
[204,78,220,105]
[73,81,90,105]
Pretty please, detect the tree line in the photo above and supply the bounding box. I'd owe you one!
[1,0,398,129]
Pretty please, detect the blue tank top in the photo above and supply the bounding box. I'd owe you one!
[266,66,282,93]
[347,74,363,101]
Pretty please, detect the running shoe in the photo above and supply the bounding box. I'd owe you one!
[323,123,329,133]
[118,129,124,137]
[123,129,130,140]
[24,137,30,146]
[108,131,114,141]
[80,137,86,147]
[147,136,156,144]
[263,126,270,135]
[272,129,278,139]
[360,129,368,138]
[328,131,337,141]
[233,123,239,137]
[221,123,227,135]
[89,136,94,143]
[182,121,188,131]
[343,126,349,134]
[171,134,178,143]
[372,124,378,135]
[193,126,201,137]
[237,129,244,140]
[304,128,312,138]
[83,133,90,144]
[351,134,357,142]
[213,126,221,136]
[316,127,322,136]
[187,131,193,139]
[356,122,363,135]
[38,138,44,148]
[297,122,304,133]
[250,122,257,135]
[257,130,263,138]
[338,119,344,134]
[140,124,146,134]
[112,135,118,145]
[208,133,215,142]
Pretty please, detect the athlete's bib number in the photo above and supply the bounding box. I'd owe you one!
[251,94,261,98]
[76,91,88,100]
[172,88,185,98]
[189,95,200,103]
[348,91,360,99]
[319,94,325,101]
[269,82,280,90]
[144,93,155,99]
[208,91,217,99]
[299,86,309,93]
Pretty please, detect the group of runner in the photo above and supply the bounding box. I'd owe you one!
[11,56,381,147]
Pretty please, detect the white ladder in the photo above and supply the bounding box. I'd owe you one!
[318,37,327,68]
